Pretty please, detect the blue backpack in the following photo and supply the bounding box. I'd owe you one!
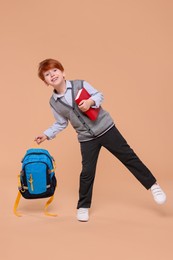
[14,148,57,217]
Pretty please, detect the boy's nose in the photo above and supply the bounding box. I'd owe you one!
[50,71,55,77]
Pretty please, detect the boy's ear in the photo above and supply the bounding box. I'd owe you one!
[63,71,66,79]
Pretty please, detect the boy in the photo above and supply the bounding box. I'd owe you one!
[35,58,166,222]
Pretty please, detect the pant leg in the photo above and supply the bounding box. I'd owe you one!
[77,139,101,209]
[100,126,156,189]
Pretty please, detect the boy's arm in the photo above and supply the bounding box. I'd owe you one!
[43,108,68,139]
[35,108,68,144]
[83,81,104,108]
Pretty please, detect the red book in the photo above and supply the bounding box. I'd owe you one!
[75,88,100,120]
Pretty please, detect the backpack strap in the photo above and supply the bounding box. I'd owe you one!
[13,173,23,216]
[44,193,57,217]
[13,191,22,217]
[13,192,57,217]
[48,158,56,174]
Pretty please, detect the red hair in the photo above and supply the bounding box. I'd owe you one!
[38,58,64,81]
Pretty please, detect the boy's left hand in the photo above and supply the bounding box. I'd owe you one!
[78,99,95,112]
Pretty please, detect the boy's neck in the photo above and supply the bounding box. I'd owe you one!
[54,80,66,94]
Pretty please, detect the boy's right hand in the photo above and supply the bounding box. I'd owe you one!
[34,134,48,144]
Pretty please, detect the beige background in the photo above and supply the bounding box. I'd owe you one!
[0,0,173,259]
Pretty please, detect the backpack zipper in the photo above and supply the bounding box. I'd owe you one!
[28,174,34,191]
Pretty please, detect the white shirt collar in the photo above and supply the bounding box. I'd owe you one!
[52,80,72,100]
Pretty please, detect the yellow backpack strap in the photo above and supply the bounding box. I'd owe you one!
[13,174,23,217]
[44,194,57,217]
[13,191,22,217]
[49,158,56,174]
[44,158,57,216]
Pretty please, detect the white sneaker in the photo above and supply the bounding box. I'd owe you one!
[77,208,89,222]
[150,184,166,204]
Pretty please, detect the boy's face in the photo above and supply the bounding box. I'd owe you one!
[43,68,65,87]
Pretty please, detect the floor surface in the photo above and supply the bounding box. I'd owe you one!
[1,176,173,260]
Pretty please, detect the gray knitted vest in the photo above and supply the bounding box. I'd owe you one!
[49,80,114,142]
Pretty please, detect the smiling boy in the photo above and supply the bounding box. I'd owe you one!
[35,58,166,222]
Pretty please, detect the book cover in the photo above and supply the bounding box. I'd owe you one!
[75,88,100,120]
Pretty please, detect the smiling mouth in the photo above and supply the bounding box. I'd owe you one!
[51,77,59,82]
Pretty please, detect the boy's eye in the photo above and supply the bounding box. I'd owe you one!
[45,73,49,77]
[53,69,57,72]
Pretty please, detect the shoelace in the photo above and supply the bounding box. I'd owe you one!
[151,185,166,204]
[151,186,163,196]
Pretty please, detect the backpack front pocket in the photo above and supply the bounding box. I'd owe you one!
[25,162,48,194]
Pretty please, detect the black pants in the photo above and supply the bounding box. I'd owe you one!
[77,125,156,209]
